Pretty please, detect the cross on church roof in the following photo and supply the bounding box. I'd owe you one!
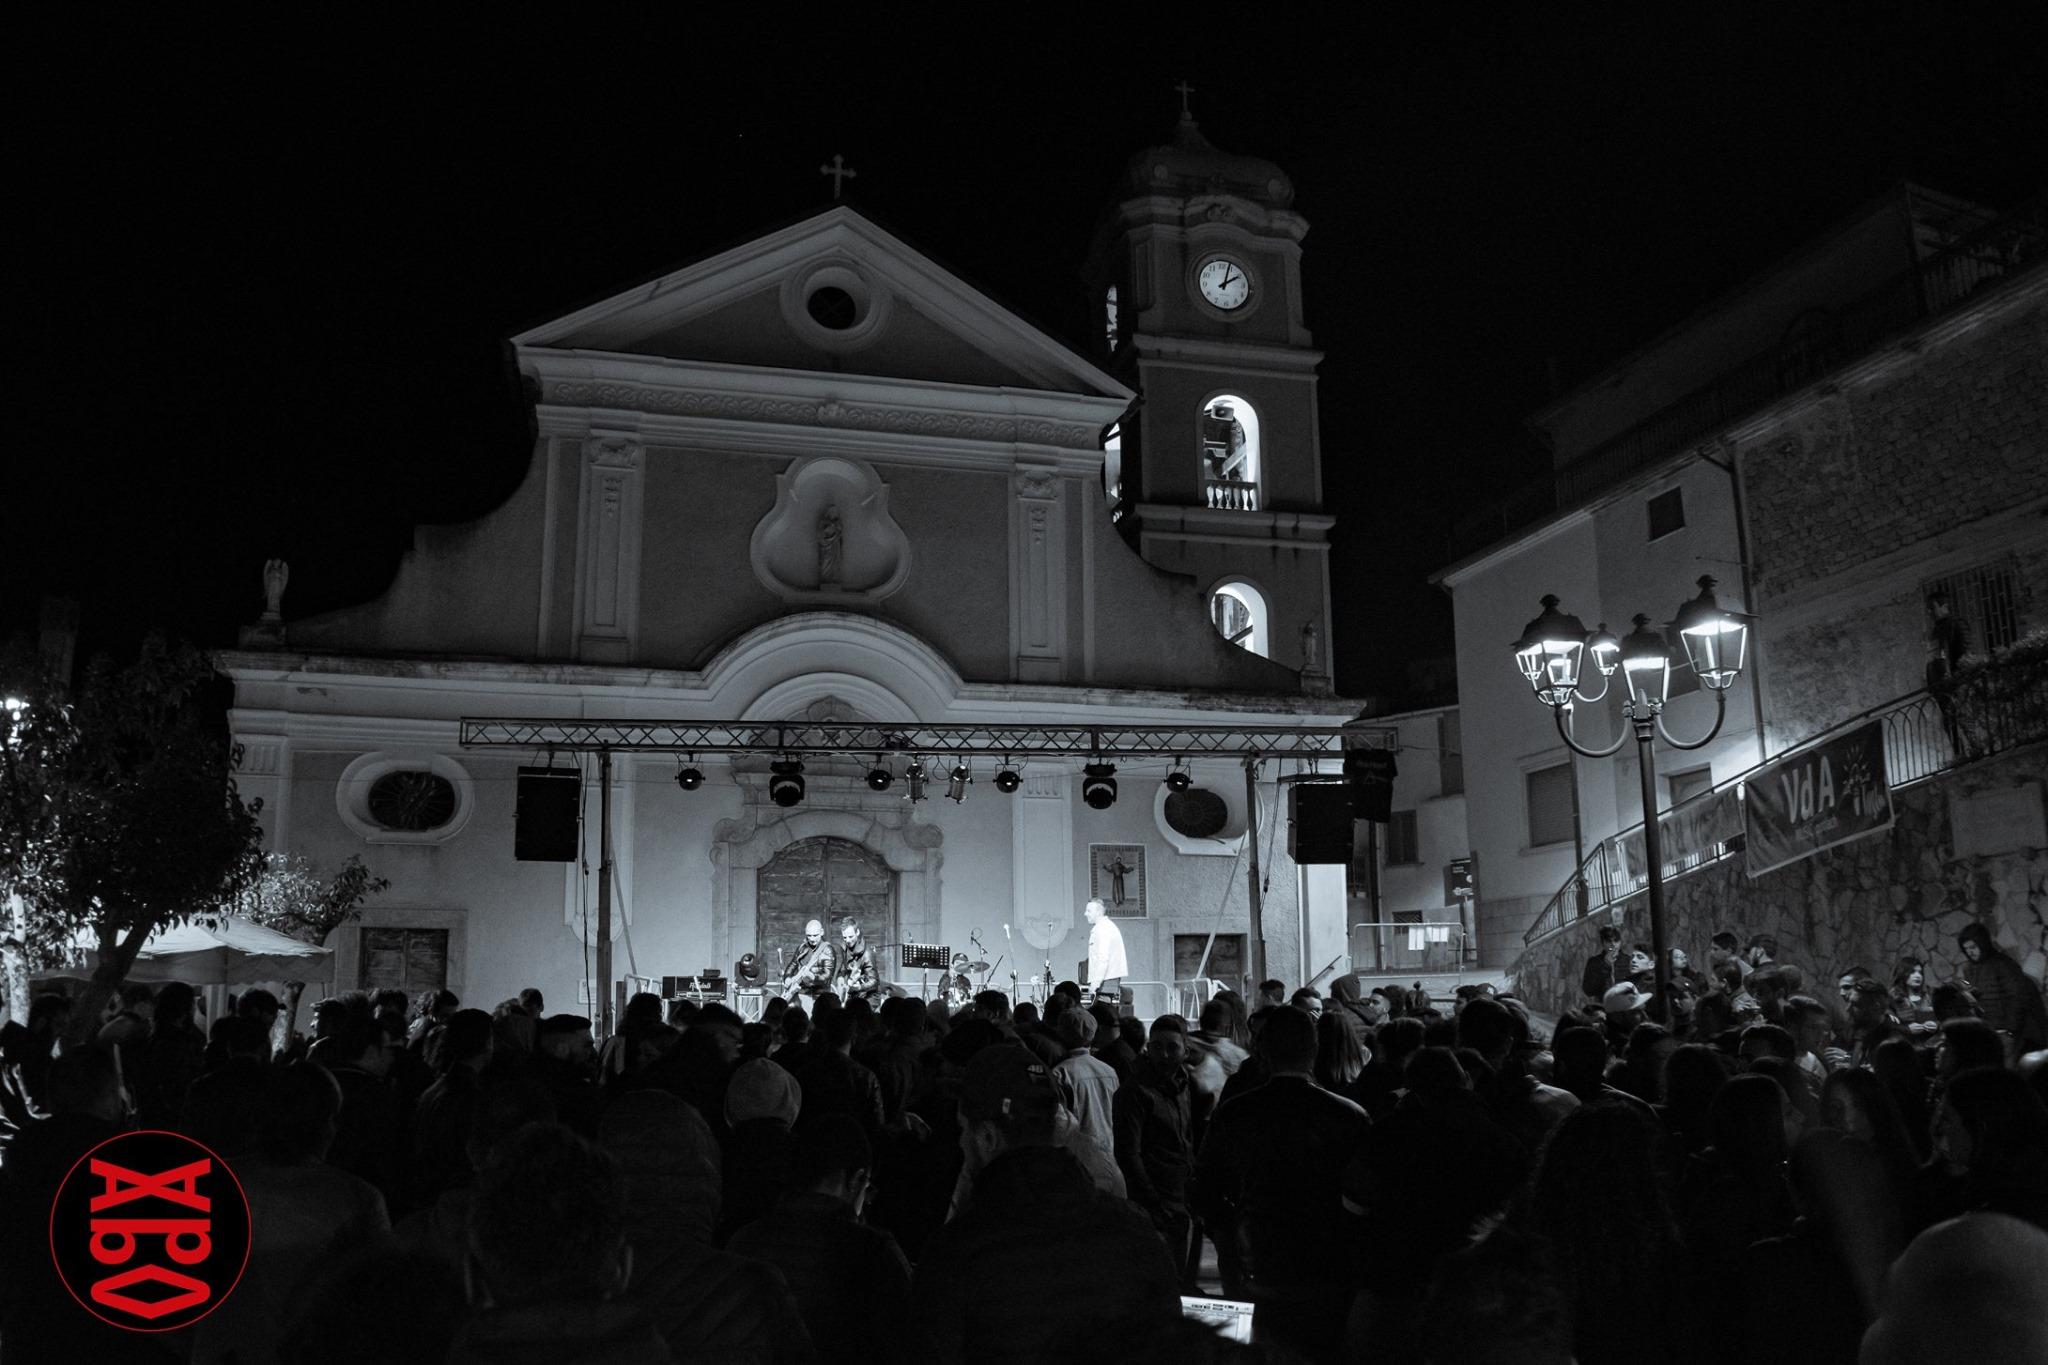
[819,153,857,199]
[1175,79,1196,118]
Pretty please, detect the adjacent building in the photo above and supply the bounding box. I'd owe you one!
[1436,184,2046,968]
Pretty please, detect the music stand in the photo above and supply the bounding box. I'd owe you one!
[902,943,950,1001]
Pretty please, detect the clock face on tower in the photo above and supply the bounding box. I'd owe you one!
[1196,256,1252,311]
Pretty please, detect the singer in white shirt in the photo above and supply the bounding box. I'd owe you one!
[1085,897,1128,1006]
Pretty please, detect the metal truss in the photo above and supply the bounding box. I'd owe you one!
[459,717,1394,759]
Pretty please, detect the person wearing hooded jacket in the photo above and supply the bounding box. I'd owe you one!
[1327,973,1380,1058]
[1956,922,2047,1059]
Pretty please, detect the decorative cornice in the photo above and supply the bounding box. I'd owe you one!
[545,379,1103,450]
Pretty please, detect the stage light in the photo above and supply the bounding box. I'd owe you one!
[769,759,805,807]
[1164,757,1193,793]
[1082,762,1118,810]
[675,754,703,791]
[866,756,894,791]
[903,759,927,802]
[993,762,1022,793]
[947,762,972,803]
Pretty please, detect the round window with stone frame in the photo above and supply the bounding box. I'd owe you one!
[366,770,458,832]
[805,285,859,330]
[1164,787,1230,839]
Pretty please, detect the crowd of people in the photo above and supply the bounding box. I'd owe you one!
[1,915,2044,1363]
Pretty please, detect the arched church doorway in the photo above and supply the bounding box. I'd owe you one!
[755,836,897,984]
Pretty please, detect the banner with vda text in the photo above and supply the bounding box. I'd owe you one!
[1744,721,1894,878]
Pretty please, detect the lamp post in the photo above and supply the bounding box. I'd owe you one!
[1511,576,1752,1014]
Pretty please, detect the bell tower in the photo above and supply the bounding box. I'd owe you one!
[1088,104,1334,683]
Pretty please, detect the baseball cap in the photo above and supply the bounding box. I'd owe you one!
[1602,982,1654,1016]
[958,1042,1059,1122]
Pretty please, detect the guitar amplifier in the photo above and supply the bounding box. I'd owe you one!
[662,975,728,1000]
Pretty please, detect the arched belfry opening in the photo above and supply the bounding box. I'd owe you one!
[1200,394,1260,510]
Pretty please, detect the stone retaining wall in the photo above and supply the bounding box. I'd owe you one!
[1509,741,2048,1018]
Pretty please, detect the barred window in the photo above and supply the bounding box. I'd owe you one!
[1922,561,2022,656]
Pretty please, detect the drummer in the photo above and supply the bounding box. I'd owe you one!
[942,952,977,1009]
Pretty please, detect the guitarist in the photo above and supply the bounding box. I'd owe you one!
[782,919,837,1000]
[834,920,881,1003]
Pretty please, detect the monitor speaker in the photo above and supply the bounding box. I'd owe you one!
[1288,783,1354,865]
[514,767,581,862]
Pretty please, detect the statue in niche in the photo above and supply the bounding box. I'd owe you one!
[261,559,290,622]
[816,505,843,586]
[1301,621,1322,674]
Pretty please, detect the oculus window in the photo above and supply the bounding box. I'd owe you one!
[367,770,457,832]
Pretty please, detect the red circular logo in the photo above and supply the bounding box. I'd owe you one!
[47,1129,252,1333]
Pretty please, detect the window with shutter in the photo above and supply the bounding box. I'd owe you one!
[1526,762,1575,848]
[1439,712,1464,796]
[357,927,450,993]
[1385,811,1421,865]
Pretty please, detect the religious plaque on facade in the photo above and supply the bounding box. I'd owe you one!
[1090,844,1146,918]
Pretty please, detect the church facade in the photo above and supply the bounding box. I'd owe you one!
[221,121,1364,1017]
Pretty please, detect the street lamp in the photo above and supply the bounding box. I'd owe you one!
[1511,576,1752,1016]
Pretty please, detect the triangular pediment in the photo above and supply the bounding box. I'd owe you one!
[513,207,1129,399]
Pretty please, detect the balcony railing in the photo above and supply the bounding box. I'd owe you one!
[1522,650,2048,946]
[1204,478,1261,511]
[1449,196,2047,563]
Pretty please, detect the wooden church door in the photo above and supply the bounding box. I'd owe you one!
[755,836,897,983]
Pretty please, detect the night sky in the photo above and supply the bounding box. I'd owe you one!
[12,10,2044,700]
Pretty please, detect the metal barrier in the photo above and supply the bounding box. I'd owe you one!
[1349,920,1471,974]
[1174,977,1222,1019]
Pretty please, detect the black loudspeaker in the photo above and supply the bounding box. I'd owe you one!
[514,767,581,862]
[1288,783,1354,865]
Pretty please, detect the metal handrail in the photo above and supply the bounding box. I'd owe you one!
[1521,652,2048,946]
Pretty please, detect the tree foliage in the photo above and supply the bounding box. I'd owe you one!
[1,636,266,1034]
[230,852,388,946]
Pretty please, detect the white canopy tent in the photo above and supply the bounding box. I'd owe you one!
[36,914,333,986]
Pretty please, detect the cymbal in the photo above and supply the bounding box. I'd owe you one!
[967,961,991,974]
